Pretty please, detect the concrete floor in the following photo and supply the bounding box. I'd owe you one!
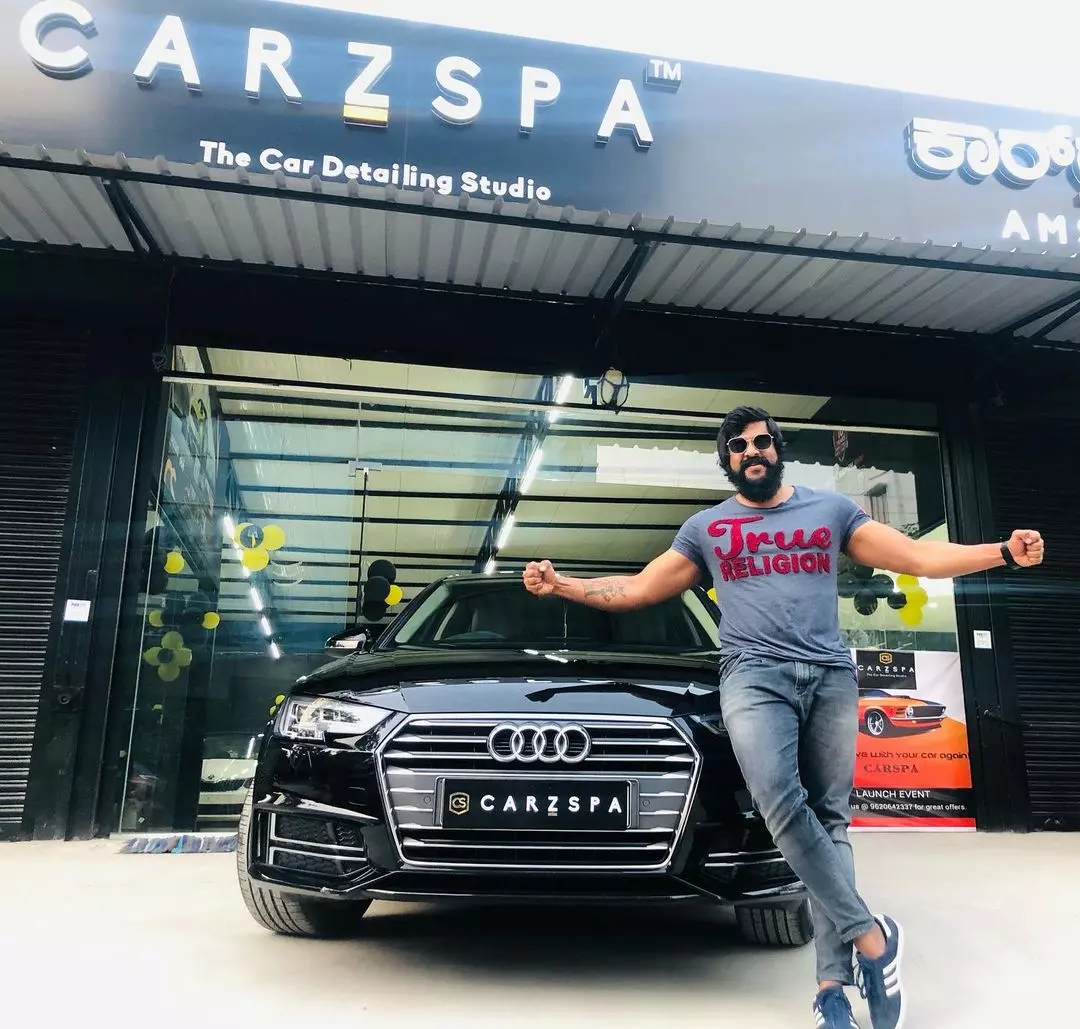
[1,831,1075,1028]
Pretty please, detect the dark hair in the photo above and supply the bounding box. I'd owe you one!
[716,405,784,469]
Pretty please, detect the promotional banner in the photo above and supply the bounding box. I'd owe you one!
[850,648,975,830]
[4,0,1080,258]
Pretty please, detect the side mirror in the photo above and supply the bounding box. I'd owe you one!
[324,626,376,657]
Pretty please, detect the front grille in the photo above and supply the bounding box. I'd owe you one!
[272,850,348,875]
[378,715,700,871]
[702,847,795,887]
[196,803,245,820]
[200,777,252,793]
[264,812,368,878]
[910,705,945,719]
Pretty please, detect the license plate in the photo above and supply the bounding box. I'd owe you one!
[439,778,632,830]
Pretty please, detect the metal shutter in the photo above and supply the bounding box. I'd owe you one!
[983,415,1080,830]
[0,334,86,832]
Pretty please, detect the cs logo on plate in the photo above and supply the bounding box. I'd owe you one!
[448,791,470,816]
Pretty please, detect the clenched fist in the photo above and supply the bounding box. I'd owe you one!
[1007,529,1045,568]
[523,560,558,596]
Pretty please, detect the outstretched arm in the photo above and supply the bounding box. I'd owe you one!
[523,549,703,611]
[845,520,1044,578]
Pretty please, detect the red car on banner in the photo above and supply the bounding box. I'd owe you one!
[857,689,946,737]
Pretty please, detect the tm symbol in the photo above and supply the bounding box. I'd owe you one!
[645,58,683,91]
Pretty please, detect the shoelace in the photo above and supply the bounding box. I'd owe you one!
[854,958,881,1005]
[819,989,854,1024]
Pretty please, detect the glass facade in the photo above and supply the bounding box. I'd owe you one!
[118,347,955,832]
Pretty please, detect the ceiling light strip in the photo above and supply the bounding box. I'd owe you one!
[495,513,516,551]
[519,446,544,494]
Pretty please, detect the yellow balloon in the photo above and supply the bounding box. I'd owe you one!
[175,648,193,669]
[899,605,923,627]
[386,584,404,606]
[261,525,286,551]
[143,647,162,666]
[161,631,184,651]
[148,609,164,628]
[906,587,929,607]
[275,694,286,705]
[158,664,181,682]
[242,548,270,572]
[164,550,186,575]
[707,588,718,603]
[896,574,919,590]
[202,611,221,630]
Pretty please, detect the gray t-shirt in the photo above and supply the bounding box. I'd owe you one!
[672,485,870,666]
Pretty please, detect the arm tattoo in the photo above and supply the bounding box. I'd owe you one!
[583,578,627,603]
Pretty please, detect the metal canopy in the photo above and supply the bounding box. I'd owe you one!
[3,145,1080,348]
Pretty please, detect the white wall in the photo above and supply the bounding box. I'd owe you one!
[273,0,1080,116]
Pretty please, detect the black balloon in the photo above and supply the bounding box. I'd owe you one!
[854,589,878,616]
[155,596,183,628]
[869,574,895,599]
[364,575,390,604]
[837,573,859,599]
[362,601,387,621]
[887,591,908,610]
[182,592,210,624]
[147,558,167,596]
[852,564,874,581]
[368,559,397,584]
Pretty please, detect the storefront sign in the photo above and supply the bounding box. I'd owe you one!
[850,650,975,830]
[4,0,1080,257]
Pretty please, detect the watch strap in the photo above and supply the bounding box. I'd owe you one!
[1000,541,1020,569]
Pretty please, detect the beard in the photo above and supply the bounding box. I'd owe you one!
[726,456,784,502]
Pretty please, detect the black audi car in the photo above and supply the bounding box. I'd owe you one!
[237,574,810,947]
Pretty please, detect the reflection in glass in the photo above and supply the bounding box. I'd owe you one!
[117,346,955,832]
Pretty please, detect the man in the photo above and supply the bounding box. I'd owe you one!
[523,405,1044,1029]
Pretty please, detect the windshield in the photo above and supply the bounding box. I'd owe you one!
[381,579,720,653]
[202,734,261,760]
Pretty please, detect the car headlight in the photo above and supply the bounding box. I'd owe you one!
[276,695,393,745]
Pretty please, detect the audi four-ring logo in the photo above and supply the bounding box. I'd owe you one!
[487,723,592,764]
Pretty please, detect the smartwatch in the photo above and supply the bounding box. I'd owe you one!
[1000,542,1020,570]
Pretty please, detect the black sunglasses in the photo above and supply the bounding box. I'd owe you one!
[727,433,775,454]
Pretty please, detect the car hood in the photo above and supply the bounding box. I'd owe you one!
[867,694,934,705]
[294,647,724,719]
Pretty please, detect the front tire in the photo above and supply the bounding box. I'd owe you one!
[236,790,371,937]
[736,899,814,947]
[864,709,891,738]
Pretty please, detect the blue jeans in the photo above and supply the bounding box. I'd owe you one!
[718,653,877,985]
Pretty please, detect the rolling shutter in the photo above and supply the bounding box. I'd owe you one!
[0,333,86,833]
[983,415,1080,830]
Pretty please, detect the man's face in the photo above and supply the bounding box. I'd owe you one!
[724,420,783,501]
